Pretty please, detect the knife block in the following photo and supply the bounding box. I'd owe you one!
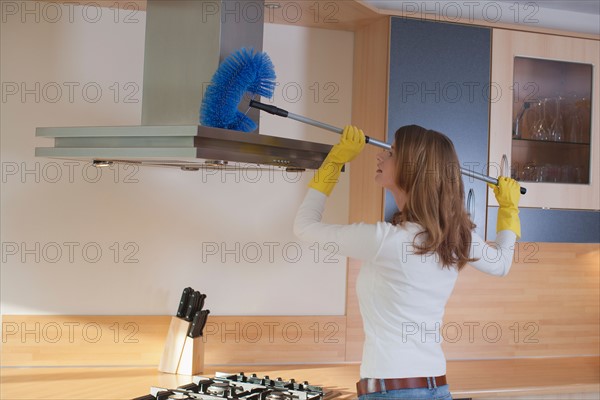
[158,317,204,375]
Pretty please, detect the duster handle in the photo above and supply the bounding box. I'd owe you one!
[249,100,526,194]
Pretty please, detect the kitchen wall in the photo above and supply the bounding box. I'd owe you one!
[0,3,354,315]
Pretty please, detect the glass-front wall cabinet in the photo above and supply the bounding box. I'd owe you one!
[489,29,599,210]
[511,57,592,185]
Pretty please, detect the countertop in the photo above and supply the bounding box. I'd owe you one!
[1,357,599,399]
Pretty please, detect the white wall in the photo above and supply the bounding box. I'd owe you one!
[0,4,354,315]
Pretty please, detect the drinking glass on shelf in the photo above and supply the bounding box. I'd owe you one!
[546,164,561,182]
[531,99,550,141]
[521,163,537,182]
[548,96,564,142]
[564,94,580,143]
[510,164,519,180]
[513,102,529,139]
[560,165,579,183]
[519,101,537,139]
[576,97,591,144]
[569,114,582,143]
[535,165,546,182]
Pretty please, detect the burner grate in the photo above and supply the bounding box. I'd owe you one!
[132,372,341,400]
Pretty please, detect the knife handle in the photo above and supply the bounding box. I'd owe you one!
[197,309,210,337]
[187,311,200,338]
[188,310,210,338]
[188,310,202,338]
[184,291,200,321]
[176,287,193,318]
[197,293,207,312]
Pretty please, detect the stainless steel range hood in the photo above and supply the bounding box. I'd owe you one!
[35,0,332,171]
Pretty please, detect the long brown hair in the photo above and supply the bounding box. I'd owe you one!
[392,125,476,270]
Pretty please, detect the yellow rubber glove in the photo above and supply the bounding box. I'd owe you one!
[489,176,522,238]
[309,125,366,196]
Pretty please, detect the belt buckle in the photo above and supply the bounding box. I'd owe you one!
[366,378,379,394]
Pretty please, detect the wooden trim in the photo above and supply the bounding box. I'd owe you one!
[265,1,600,39]
[33,0,599,40]
[347,15,390,361]
[36,0,381,31]
[265,0,383,31]
[36,0,146,11]
[354,0,600,40]
[349,16,389,225]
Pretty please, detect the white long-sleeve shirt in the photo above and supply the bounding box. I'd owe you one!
[294,189,516,379]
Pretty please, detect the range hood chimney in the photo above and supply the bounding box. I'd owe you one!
[35,0,332,171]
[142,0,263,127]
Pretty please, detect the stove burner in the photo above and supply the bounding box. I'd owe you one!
[206,382,230,396]
[265,391,293,400]
[137,372,335,400]
[168,395,192,400]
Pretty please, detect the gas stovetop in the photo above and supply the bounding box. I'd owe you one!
[133,372,339,400]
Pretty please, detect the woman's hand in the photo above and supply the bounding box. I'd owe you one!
[489,176,521,238]
[490,176,521,209]
[308,125,366,196]
[327,125,366,164]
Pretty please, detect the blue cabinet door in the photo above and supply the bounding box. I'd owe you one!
[386,18,491,238]
[487,207,600,243]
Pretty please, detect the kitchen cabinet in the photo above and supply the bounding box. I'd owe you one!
[487,207,600,243]
[489,29,600,210]
[386,18,491,239]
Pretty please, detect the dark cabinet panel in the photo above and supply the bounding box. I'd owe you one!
[487,207,600,243]
[386,18,492,238]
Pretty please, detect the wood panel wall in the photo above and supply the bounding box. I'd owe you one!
[1,316,346,366]
[444,243,599,359]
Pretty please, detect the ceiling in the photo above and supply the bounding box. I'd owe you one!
[363,0,600,35]
[503,0,599,15]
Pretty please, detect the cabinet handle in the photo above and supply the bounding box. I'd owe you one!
[495,154,526,194]
[501,154,509,177]
[467,188,475,220]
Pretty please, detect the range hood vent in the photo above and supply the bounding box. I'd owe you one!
[35,0,331,171]
[36,125,332,171]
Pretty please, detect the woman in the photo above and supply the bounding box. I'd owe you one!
[294,125,521,400]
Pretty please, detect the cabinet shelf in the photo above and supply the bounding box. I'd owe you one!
[512,138,590,146]
[511,138,590,184]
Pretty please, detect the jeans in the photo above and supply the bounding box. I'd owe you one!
[358,384,452,400]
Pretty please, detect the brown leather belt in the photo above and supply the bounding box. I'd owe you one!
[356,375,447,396]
